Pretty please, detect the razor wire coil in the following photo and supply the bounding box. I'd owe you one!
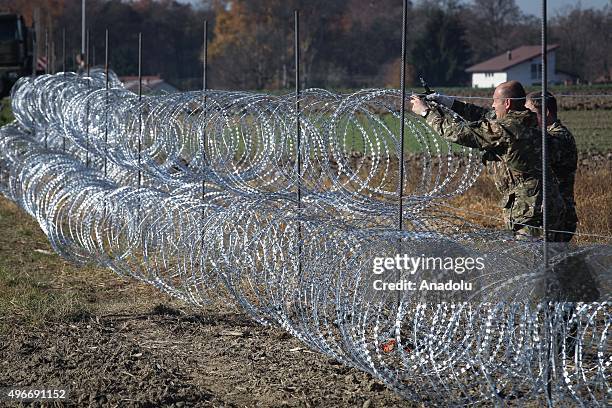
[0,72,610,406]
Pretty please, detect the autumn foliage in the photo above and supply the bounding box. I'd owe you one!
[1,0,610,90]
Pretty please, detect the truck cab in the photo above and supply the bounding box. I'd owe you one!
[0,13,32,97]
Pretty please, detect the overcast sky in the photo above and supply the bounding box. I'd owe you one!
[516,0,609,16]
[176,0,610,16]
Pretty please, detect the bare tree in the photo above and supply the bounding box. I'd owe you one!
[463,0,522,62]
[551,5,612,81]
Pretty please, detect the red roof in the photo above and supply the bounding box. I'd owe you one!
[466,45,559,73]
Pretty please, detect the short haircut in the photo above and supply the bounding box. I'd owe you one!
[496,80,526,110]
[526,91,557,119]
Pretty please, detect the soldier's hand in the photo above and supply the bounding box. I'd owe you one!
[425,92,454,108]
[411,96,429,116]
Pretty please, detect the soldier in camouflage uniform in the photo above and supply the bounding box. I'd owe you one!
[411,81,565,239]
[526,91,578,242]
[526,92,599,302]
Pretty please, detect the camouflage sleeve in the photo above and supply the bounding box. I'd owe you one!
[424,105,506,151]
[549,124,578,172]
[450,100,491,122]
[548,136,564,171]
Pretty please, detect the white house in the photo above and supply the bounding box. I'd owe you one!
[466,45,572,88]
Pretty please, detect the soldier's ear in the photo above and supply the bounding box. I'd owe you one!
[503,98,512,111]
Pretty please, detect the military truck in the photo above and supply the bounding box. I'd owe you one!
[0,13,33,97]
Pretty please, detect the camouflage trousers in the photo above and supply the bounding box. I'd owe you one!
[501,178,566,241]
[501,182,598,302]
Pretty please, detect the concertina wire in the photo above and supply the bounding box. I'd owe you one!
[0,71,610,405]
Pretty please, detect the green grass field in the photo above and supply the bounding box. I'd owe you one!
[313,109,612,154]
[2,96,610,153]
[1,98,13,126]
[561,109,612,152]
[0,198,93,334]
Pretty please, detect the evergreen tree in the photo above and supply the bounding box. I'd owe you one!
[411,7,471,86]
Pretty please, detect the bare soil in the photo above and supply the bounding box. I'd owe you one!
[0,307,413,407]
[0,196,409,407]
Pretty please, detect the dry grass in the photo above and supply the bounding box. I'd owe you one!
[343,155,610,243]
[446,162,611,244]
[446,172,502,230]
[0,196,182,334]
[574,164,612,241]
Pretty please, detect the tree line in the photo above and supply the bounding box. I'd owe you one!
[3,0,611,90]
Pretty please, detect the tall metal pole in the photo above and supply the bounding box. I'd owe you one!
[62,27,66,152]
[62,28,66,75]
[202,20,208,199]
[541,2,553,407]
[398,0,408,231]
[32,8,39,77]
[541,0,549,267]
[44,28,49,75]
[43,27,49,148]
[50,41,55,74]
[104,28,109,178]
[138,32,142,190]
[295,10,301,208]
[395,0,409,313]
[105,28,109,86]
[200,21,209,252]
[295,9,302,275]
[203,21,208,93]
[81,0,86,54]
[86,30,90,75]
[85,29,90,167]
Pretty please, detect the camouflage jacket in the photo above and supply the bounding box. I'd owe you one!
[423,100,567,236]
[548,120,577,207]
[449,100,494,122]
[424,101,544,198]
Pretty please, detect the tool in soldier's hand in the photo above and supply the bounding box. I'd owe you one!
[411,75,435,102]
[409,75,434,98]
[415,75,453,109]
[419,75,434,95]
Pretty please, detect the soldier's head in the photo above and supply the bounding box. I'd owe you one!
[526,91,557,125]
[491,80,526,118]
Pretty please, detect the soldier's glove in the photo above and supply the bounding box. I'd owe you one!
[425,92,454,108]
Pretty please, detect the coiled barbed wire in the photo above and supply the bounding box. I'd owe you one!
[0,72,610,406]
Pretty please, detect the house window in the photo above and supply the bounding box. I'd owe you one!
[531,64,542,79]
